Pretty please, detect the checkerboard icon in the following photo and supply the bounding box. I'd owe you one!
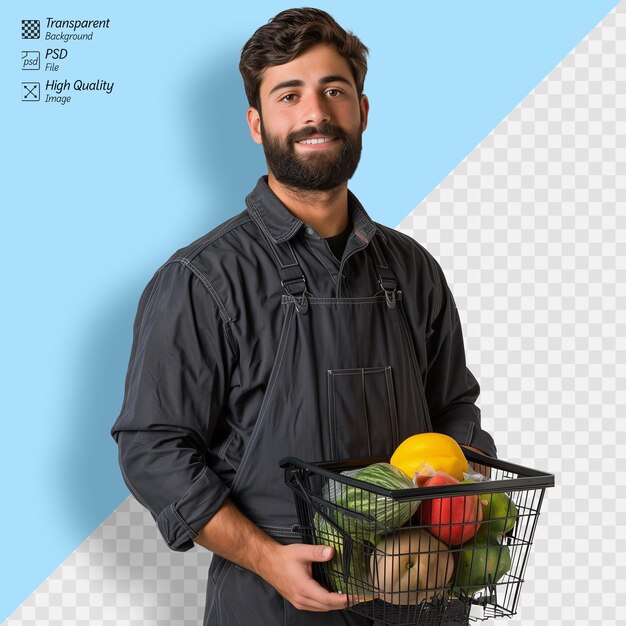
[22,20,40,39]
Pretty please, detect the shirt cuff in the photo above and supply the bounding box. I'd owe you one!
[156,466,231,552]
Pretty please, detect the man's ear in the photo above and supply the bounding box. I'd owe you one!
[247,107,263,145]
[359,94,369,132]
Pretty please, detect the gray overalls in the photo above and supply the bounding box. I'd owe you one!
[205,214,452,625]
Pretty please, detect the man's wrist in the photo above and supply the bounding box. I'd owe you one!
[194,499,281,579]
[461,444,488,456]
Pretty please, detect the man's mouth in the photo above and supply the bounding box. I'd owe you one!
[296,137,335,145]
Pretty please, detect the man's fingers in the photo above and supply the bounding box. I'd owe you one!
[290,578,348,612]
[273,542,348,612]
[311,544,335,562]
[287,545,347,611]
[325,591,349,611]
[292,543,335,563]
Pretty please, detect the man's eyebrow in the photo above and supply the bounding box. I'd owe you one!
[268,75,353,95]
[268,79,303,95]
[319,75,353,87]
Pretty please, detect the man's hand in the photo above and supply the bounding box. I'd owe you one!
[194,499,347,612]
[461,445,492,478]
[258,543,348,612]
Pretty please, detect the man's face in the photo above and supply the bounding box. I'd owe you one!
[247,43,369,191]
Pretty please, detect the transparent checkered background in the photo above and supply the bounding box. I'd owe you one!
[5,3,625,625]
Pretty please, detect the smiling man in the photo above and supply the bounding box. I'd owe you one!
[112,8,496,626]
[249,43,368,226]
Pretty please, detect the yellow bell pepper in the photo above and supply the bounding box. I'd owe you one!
[390,433,469,481]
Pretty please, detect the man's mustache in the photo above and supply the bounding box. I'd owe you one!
[288,124,347,144]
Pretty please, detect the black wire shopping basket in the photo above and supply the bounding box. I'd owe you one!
[281,451,554,625]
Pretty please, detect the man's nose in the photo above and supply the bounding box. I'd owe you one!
[301,93,331,125]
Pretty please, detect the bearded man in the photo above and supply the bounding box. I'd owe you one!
[112,7,496,625]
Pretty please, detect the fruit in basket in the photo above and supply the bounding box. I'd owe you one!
[452,539,511,596]
[313,513,369,594]
[419,473,483,546]
[332,463,418,541]
[390,433,469,482]
[475,491,518,540]
[370,528,454,605]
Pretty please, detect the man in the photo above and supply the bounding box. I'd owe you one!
[112,8,496,625]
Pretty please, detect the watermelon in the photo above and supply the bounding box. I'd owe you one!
[313,513,369,593]
[330,463,418,541]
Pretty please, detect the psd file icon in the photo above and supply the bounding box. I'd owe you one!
[22,51,40,70]
[22,20,40,39]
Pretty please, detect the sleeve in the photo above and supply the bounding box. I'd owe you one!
[424,262,497,459]
[111,260,235,551]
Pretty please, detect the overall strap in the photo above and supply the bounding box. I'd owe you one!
[369,234,398,309]
[247,206,309,314]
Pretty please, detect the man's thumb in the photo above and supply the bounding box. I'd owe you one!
[310,544,335,562]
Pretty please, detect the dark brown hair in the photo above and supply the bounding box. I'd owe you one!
[239,7,369,110]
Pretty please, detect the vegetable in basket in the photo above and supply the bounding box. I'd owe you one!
[460,478,519,542]
[313,513,369,594]
[476,490,518,541]
[330,463,418,541]
[390,432,469,482]
[418,472,483,546]
[370,528,454,605]
[452,538,511,596]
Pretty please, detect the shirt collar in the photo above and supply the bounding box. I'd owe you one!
[245,176,378,245]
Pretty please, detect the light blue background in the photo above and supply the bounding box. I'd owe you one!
[0,0,618,621]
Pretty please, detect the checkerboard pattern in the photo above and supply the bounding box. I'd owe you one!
[5,3,625,624]
[398,4,625,625]
[5,498,212,626]
[21,20,40,39]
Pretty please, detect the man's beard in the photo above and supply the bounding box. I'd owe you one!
[260,122,363,192]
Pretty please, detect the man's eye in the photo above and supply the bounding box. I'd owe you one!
[281,93,296,102]
[326,89,342,97]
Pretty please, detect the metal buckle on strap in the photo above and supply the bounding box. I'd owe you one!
[369,233,398,309]
[281,276,309,313]
[378,276,397,309]
[280,275,306,295]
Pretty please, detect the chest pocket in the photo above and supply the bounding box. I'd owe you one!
[327,365,400,460]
